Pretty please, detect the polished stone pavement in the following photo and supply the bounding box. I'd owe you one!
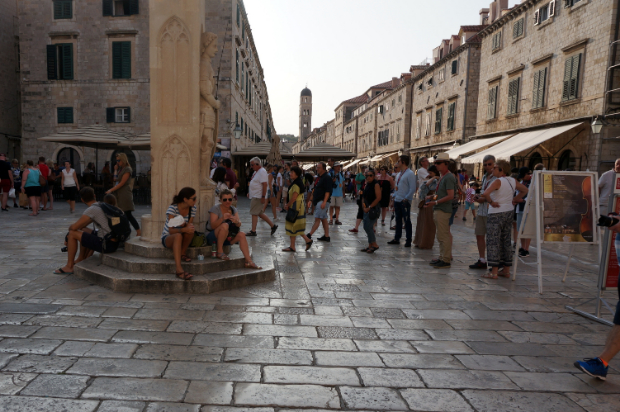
[0,196,618,411]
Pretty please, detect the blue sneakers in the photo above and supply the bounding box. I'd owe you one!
[574,358,608,380]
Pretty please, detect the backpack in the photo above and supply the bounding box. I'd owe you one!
[96,202,131,251]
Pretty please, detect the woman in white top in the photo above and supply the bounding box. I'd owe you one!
[61,161,80,213]
[478,160,528,279]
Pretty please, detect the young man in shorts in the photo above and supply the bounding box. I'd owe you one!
[470,155,496,269]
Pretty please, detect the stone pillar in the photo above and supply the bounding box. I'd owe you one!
[141,0,214,243]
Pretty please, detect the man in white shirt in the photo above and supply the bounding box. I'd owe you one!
[416,157,430,196]
[599,158,620,214]
[246,157,278,237]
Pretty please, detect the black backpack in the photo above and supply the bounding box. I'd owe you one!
[96,203,131,249]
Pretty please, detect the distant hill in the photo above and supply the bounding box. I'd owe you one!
[279,134,298,143]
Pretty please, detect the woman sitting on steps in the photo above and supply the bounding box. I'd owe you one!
[161,187,197,281]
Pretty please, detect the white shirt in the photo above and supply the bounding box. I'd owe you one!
[210,168,216,179]
[276,172,282,187]
[417,167,429,188]
[249,167,268,199]
[599,169,617,211]
[62,168,76,187]
[489,177,517,214]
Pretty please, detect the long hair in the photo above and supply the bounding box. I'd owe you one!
[116,153,130,168]
[172,187,196,204]
[212,167,227,184]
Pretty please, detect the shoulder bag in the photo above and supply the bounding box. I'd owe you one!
[286,200,299,223]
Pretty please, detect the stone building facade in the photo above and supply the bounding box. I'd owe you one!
[0,0,21,159]
[474,0,620,172]
[356,106,377,159]
[374,82,413,159]
[408,26,484,168]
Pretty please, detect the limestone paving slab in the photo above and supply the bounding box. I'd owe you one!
[146,403,201,412]
[167,321,242,335]
[263,365,360,386]
[512,355,587,373]
[98,318,171,331]
[463,390,585,412]
[224,348,313,365]
[67,358,168,378]
[375,329,431,341]
[54,341,96,357]
[380,353,465,369]
[0,372,37,395]
[243,324,317,338]
[566,393,620,412]
[0,325,40,338]
[400,389,473,412]
[466,341,558,356]
[184,381,234,405]
[340,386,408,410]
[3,354,77,373]
[412,341,475,354]
[234,383,340,409]
[201,408,274,412]
[135,309,205,321]
[84,343,139,358]
[0,396,99,412]
[25,315,103,328]
[354,339,417,353]
[82,377,189,402]
[0,338,62,354]
[358,367,425,388]
[0,353,18,369]
[455,355,526,371]
[418,369,520,390]
[31,326,116,342]
[204,311,272,324]
[164,362,261,382]
[314,351,384,367]
[316,326,378,339]
[112,331,195,345]
[134,344,223,362]
[21,373,90,398]
[0,303,60,314]
[504,371,598,392]
[193,334,274,349]
[426,329,508,342]
[276,337,356,351]
[98,400,147,412]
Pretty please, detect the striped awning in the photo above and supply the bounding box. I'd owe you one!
[288,143,355,160]
[38,124,132,149]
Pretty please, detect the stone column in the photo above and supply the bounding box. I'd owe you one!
[141,0,215,243]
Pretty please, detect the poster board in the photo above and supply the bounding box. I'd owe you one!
[601,174,620,290]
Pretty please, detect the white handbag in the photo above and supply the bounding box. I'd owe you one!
[8,188,15,199]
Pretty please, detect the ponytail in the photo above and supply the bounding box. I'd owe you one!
[172,187,196,204]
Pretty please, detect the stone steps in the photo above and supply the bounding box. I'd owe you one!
[124,238,224,259]
[74,254,275,294]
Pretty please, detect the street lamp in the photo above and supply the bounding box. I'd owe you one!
[591,117,604,134]
[234,123,242,139]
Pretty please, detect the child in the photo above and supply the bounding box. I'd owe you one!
[463,182,478,221]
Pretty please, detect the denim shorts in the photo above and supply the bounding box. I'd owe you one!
[207,230,231,246]
[314,202,330,219]
[464,201,476,210]
[161,235,169,248]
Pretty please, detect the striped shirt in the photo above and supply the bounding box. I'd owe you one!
[161,204,196,240]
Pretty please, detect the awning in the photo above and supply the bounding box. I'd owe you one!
[232,141,291,157]
[444,134,514,159]
[343,159,363,169]
[461,123,583,164]
[118,133,151,150]
[302,164,314,170]
[407,140,457,153]
[38,124,131,149]
[286,143,355,161]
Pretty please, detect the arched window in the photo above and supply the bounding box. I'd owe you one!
[57,147,82,176]
[558,150,575,171]
[529,152,543,170]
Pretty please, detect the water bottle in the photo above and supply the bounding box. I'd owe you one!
[211,243,217,258]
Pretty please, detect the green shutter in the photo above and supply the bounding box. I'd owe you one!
[112,42,131,79]
[54,0,72,19]
[532,70,540,108]
[447,102,455,131]
[47,45,58,80]
[235,49,239,82]
[236,4,240,26]
[129,0,139,15]
[569,53,581,100]
[58,107,73,124]
[488,87,497,119]
[562,57,572,101]
[106,108,115,123]
[435,108,442,134]
[121,42,131,78]
[66,107,73,123]
[507,78,519,115]
[538,68,547,108]
[103,0,113,16]
[61,43,73,80]
[125,107,131,123]
[57,107,64,123]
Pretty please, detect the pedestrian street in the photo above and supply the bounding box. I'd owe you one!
[0,197,618,411]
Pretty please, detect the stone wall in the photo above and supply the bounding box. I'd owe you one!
[0,0,21,159]
[356,106,377,159]
[375,83,412,156]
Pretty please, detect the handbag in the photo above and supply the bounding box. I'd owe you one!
[8,188,15,199]
[189,232,206,248]
[38,171,47,186]
[286,202,299,223]
[369,206,380,220]
[19,192,28,207]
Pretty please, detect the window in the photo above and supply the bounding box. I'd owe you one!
[487,85,498,119]
[562,54,582,101]
[564,0,582,6]
[492,32,502,51]
[447,102,456,131]
[304,123,308,128]
[378,129,389,147]
[435,108,443,134]
[416,116,421,139]
[451,60,458,75]
[424,112,431,137]
[57,107,73,124]
[513,18,524,38]
[427,77,433,86]
[103,0,139,16]
[507,78,520,115]
[236,4,240,27]
[558,150,575,170]
[106,107,130,123]
[46,44,73,80]
[53,0,72,19]
[532,67,547,108]
[235,49,239,83]
[112,41,131,79]
[417,83,423,92]
[438,68,445,82]
[534,0,555,25]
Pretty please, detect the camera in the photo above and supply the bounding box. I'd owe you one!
[597,214,620,228]
[61,246,68,252]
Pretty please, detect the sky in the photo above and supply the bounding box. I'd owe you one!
[243,0,519,137]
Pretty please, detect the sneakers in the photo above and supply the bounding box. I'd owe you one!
[318,236,331,242]
[469,260,488,269]
[270,225,278,236]
[574,358,608,380]
[434,260,451,268]
[348,228,358,233]
[387,239,400,245]
[429,259,441,266]
[518,248,530,257]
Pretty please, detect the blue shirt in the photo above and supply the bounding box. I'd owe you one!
[331,172,344,197]
[394,168,417,202]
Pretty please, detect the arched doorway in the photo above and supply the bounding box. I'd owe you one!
[558,150,575,171]
[111,149,137,176]
[57,147,82,176]
[529,152,543,170]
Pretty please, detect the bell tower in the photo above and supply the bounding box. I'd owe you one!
[299,86,312,141]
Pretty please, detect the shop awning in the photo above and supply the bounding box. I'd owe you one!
[343,159,363,169]
[38,124,131,149]
[444,134,514,159]
[461,123,583,164]
[232,141,291,157]
[286,143,355,161]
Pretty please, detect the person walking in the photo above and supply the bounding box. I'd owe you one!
[478,160,528,279]
[11,159,21,208]
[425,153,456,269]
[306,162,332,242]
[361,169,382,253]
[45,160,56,210]
[463,182,478,221]
[377,166,394,227]
[413,165,439,249]
[246,157,278,237]
[0,153,13,211]
[61,161,80,213]
[349,176,366,234]
[38,157,51,211]
[106,153,140,237]
[387,155,416,247]
[280,162,291,210]
[599,158,620,214]
[329,163,344,225]
[21,160,41,216]
[469,155,496,269]
[282,166,313,252]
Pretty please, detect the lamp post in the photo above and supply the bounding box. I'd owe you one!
[592,116,605,172]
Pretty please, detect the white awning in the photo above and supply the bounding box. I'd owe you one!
[444,134,514,159]
[343,159,363,169]
[302,164,314,170]
[461,123,583,164]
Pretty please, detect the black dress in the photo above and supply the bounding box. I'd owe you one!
[364,180,379,210]
[378,179,391,208]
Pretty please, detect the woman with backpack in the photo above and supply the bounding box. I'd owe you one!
[21,160,42,216]
[161,187,197,280]
[107,153,140,237]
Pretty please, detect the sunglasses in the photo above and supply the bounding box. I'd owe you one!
[189,196,197,201]
[435,161,446,165]
[222,198,233,202]
[365,174,374,177]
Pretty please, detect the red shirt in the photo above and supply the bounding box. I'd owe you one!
[225,168,237,189]
[38,163,50,180]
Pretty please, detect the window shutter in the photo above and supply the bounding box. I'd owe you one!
[562,57,572,101]
[57,107,64,123]
[435,108,442,134]
[416,117,421,139]
[47,45,58,80]
[61,43,73,80]
[532,70,540,108]
[513,20,519,38]
[53,1,63,19]
[63,1,72,18]
[106,108,115,123]
[507,78,519,115]
[452,60,457,75]
[569,54,581,100]
[66,107,74,123]
[564,0,573,7]
[121,42,131,79]
[129,0,139,15]
[125,107,131,123]
[235,49,239,82]
[236,4,240,26]
[497,32,501,48]
[549,0,556,16]
[112,42,122,78]
[539,68,547,107]
[534,9,540,25]
[487,87,496,119]
[103,0,113,16]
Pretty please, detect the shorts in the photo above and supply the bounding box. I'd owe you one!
[250,198,264,216]
[464,201,477,210]
[267,189,272,198]
[25,186,41,197]
[41,182,49,193]
[475,215,488,236]
[206,230,231,246]
[314,201,330,219]
[332,196,343,208]
[82,231,119,254]
[161,235,169,248]
[64,186,77,201]
[449,207,458,226]
[0,179,10,194]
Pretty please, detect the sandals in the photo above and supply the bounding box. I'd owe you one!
[246,231,257,237]
[53,268,73,275]
[176,271,193,280]
[282,247,296,252]
[360,247,370,252]
[481,274,498,279]
[366,246,379,254]
[245,261,262,269]
[305,240,313,251]
[381,220,386,226]
[216,253,230,261]
[181,254,192,262]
